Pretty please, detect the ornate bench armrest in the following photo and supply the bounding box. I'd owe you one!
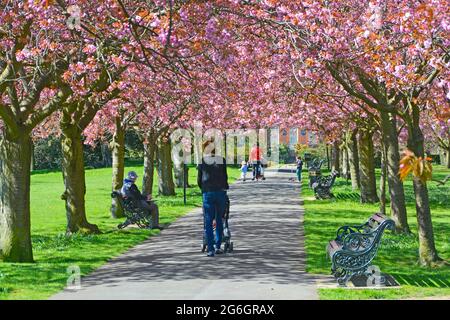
[336,224,367,241]
[342,230,377,252]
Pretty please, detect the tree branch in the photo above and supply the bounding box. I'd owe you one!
[24,83,72,133]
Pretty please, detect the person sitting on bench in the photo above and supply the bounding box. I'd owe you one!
[121,171,161,229]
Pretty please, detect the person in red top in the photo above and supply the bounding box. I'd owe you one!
[250,143,265,180]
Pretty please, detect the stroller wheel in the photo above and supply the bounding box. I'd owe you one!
[201,244,207,253]
[229,242,234,252]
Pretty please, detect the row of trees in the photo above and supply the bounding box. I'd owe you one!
[0,1,303,262]
[0,1,211,261]
[273,0,448,266]
[0,1,448,268]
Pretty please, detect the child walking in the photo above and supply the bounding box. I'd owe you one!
[240,160,248,181]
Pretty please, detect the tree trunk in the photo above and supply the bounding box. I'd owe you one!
[174,161,184,188]
[412,175,440,265]
[185,165,189,187]
[142,133,157,197]
[347,129,360,190]
[358,129,379,203]
[111,117,125,218]
[447,147,450,169]
[174,162,189,188]
[172,136,190,188]
[30,141,35,172]
[380,111,410,233]
[157,137,176,196]
[407,120,440,266]
[341,143,350,180]
[325,144,330,170]
[101,142,112,167]
[332,140,340,174]
[61,127,100,235]
[0,132,34,262]
[379,142,387,215]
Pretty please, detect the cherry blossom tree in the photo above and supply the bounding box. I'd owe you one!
[274,0,448,264]
[0,2,75,262]
[210,0,448,264]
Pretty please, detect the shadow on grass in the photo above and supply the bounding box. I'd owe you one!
[335,192,360,200]
[302,192,450,280]
[393,273,450,288]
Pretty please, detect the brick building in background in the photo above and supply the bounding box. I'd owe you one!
[279,128,319,148]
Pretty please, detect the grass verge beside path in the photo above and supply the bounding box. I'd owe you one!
[301,165,450,300]
[0,165,240,300]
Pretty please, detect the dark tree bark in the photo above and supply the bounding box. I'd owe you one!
[341,142,350,180]
[0,132,34,262]
[157,137,176,196]
[142,131,157,197]
[332,140,340,174]
[111,116,125,218]
[347,129,360,190]
[358,129,379,203]
[30,141,35,172]
[61,125,100,235]
[325,144,331,170]
[101,142,112,167]
[379,111,410,233]
[446,148,450,169]
[379,142,387,215]
[406,107,440,266]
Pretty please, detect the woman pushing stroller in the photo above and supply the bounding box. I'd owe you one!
[197,139,229,257]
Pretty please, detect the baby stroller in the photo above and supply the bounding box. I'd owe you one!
[251,162,266,181]
[201,194,234,253]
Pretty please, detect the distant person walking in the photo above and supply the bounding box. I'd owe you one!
[250,143,263,180]
[296,156,303,182]
[197,140,229,257]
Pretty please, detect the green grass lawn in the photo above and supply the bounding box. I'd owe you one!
[0,164,240,300]
[302,165,450,300]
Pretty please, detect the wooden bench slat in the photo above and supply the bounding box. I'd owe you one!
[327,240,342,256]
[372,213,388,223]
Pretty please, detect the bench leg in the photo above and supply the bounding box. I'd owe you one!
[334,268,354,287]
[337,272,354,287]
[118,219,132,229]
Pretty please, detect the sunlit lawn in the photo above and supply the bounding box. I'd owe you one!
[302,165,450,299]
[0,164,240,300]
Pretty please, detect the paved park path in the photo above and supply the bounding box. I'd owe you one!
[52,168,331,300]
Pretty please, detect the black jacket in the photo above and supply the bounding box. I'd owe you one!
[121,179,146,205]
[197,156,229,193]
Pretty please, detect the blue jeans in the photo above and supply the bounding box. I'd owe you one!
[252,161,261,178]
[296,168,302,181]
[203,191,226,252]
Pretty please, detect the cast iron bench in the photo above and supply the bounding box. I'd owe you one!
[308,158,324,187]
[312,170,339,199]
[326,212,395,286]
[111,191,152,229]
